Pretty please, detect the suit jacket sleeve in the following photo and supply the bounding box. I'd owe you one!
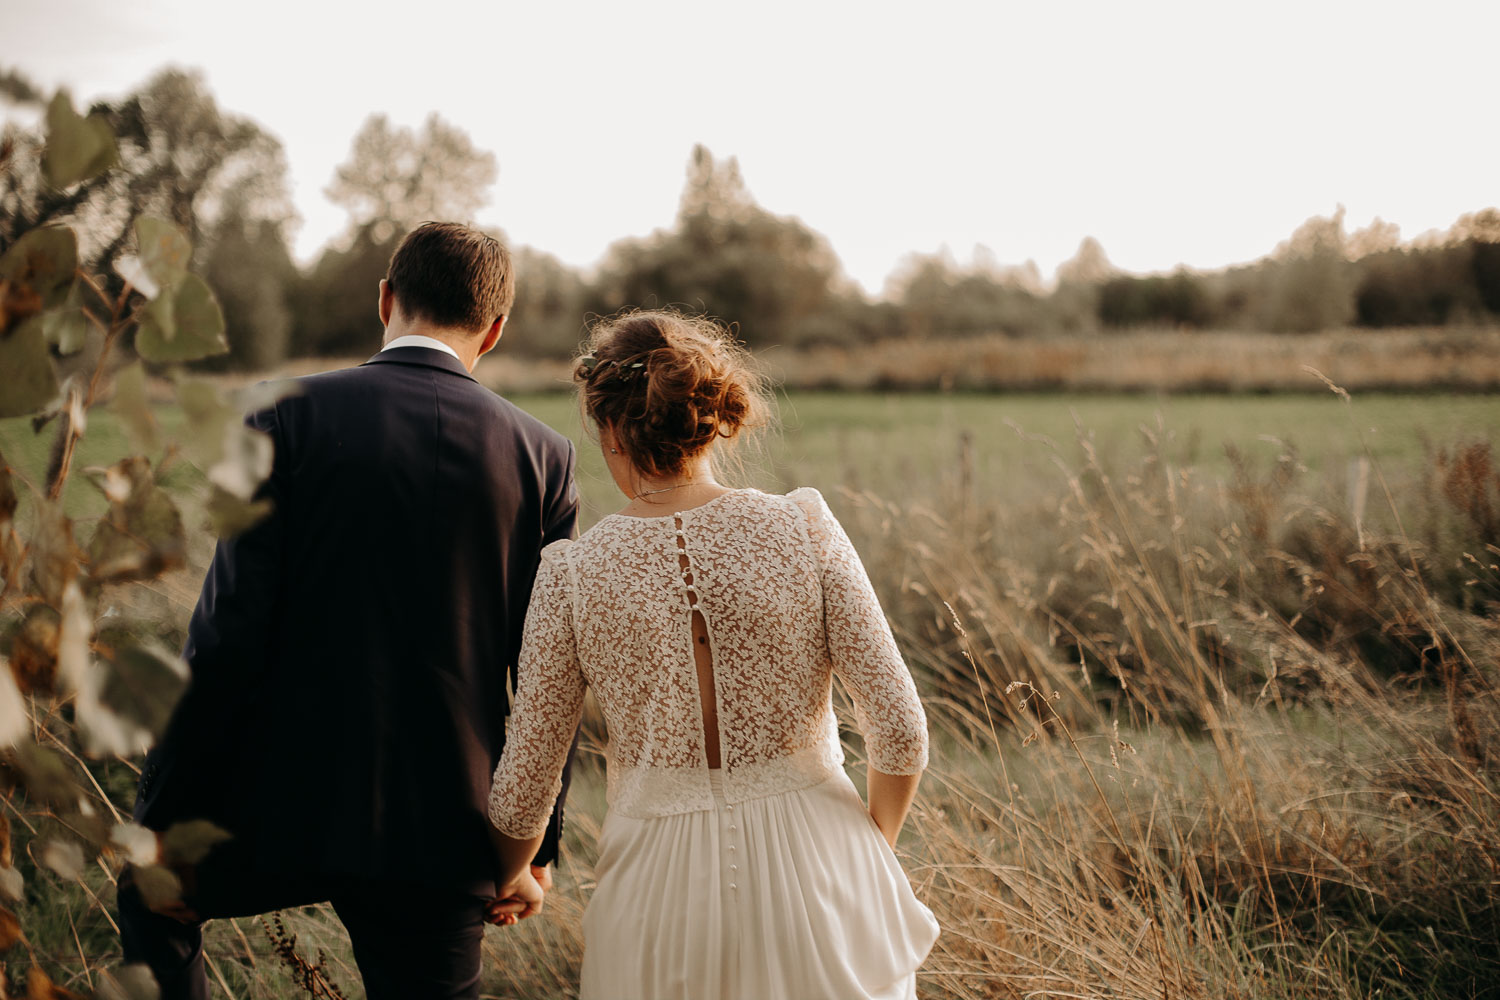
[531,440,580,868]
[137,404,286,826]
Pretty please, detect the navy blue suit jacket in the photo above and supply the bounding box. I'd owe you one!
[135,347,579,895]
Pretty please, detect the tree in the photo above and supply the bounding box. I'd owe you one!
[289,227,400,357]
[198,191,297,369]
[1347,218,1401,259]
[293,113,499,357]
[1261,207,1357,332]
[1097,269,1211,329]
[504,247,589,357]
[591,145,848,347]
[1055,236,1114,287]
[887,248,1047,339]
[325,113,497,244]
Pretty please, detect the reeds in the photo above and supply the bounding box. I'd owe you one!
[832,395,1500,999]
[5,389,1495,999]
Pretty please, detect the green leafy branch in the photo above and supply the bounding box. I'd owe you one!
[0,91,271,992]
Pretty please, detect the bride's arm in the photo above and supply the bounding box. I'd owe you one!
[488,544,587,899]
[867,769,921,848]
[796,490,930,844]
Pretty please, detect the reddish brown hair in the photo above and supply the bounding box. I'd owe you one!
[576,310,769,478]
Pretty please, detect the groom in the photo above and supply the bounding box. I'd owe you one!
[118,222,580,999]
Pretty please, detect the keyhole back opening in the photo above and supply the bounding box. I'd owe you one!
[675,515,722,770]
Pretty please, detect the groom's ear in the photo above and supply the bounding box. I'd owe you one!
[477,315,506,359]
[378,279,396,327]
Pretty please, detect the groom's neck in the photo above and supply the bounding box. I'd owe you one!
[382,320,482,371]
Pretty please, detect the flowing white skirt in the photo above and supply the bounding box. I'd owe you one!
[580,768,939,1000]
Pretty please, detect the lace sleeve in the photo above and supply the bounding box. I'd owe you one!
[792,489,929,775]
[488,541,587,838]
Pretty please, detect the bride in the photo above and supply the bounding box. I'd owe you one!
[485,310,939,999]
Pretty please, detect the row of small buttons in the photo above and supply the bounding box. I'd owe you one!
[726,802,738,890]
[674,524,701,612]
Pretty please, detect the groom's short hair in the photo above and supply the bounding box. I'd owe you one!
[386,222,515,333]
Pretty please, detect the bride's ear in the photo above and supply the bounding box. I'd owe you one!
[601,422,619,455]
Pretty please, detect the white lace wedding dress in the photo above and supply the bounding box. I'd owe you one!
[489,487,939,999]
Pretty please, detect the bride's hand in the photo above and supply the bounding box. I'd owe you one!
[485,867,545,926]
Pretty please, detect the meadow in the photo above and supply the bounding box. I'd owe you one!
[2,387,1498,999]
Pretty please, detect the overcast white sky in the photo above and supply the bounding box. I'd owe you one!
[5,0,1496,294]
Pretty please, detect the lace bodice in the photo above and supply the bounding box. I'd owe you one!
[488,487,929,836]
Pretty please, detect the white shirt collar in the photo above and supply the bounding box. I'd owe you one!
[381,334,462,363]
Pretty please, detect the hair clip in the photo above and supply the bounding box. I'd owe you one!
[579,355,648,383]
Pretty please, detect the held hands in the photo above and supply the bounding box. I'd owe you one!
[485,864,551,927]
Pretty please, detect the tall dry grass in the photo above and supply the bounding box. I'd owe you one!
[474,387,1500,999]
[9,388,1497,999]
[828,391,1500,999]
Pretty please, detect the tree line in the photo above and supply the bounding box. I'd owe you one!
[4,67,1498,370]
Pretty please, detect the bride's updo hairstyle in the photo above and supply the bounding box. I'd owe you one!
[576,310,770,479]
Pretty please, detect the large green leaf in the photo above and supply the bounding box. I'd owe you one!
[8,743,79,808]
[95,966,162,1000]
[28,500,79,607]
[0,226,78,314]
[135,216,191,293]
[178,379,272,474]
[162,820,232,866]
[0,317,60,418]
[43,301,93,356]
[134,273,228,361]
[86,457,186,582]
[109,362,159,454]
[209,417,273,500]
[131,864,183,911]
[99,642,188,741]
[176,380,234,466]
[206,486,273,537]
[0,450,15,524]
[38,838,84,879]
[178,380,279,535]
[42,92,118,188]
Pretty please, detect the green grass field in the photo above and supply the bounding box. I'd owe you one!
[501,390,1500,527]
[5,387,1495,539]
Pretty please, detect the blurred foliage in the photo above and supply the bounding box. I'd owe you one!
[2,67,295,376]
[1099,270,1211,329]
[0,86,273,994]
